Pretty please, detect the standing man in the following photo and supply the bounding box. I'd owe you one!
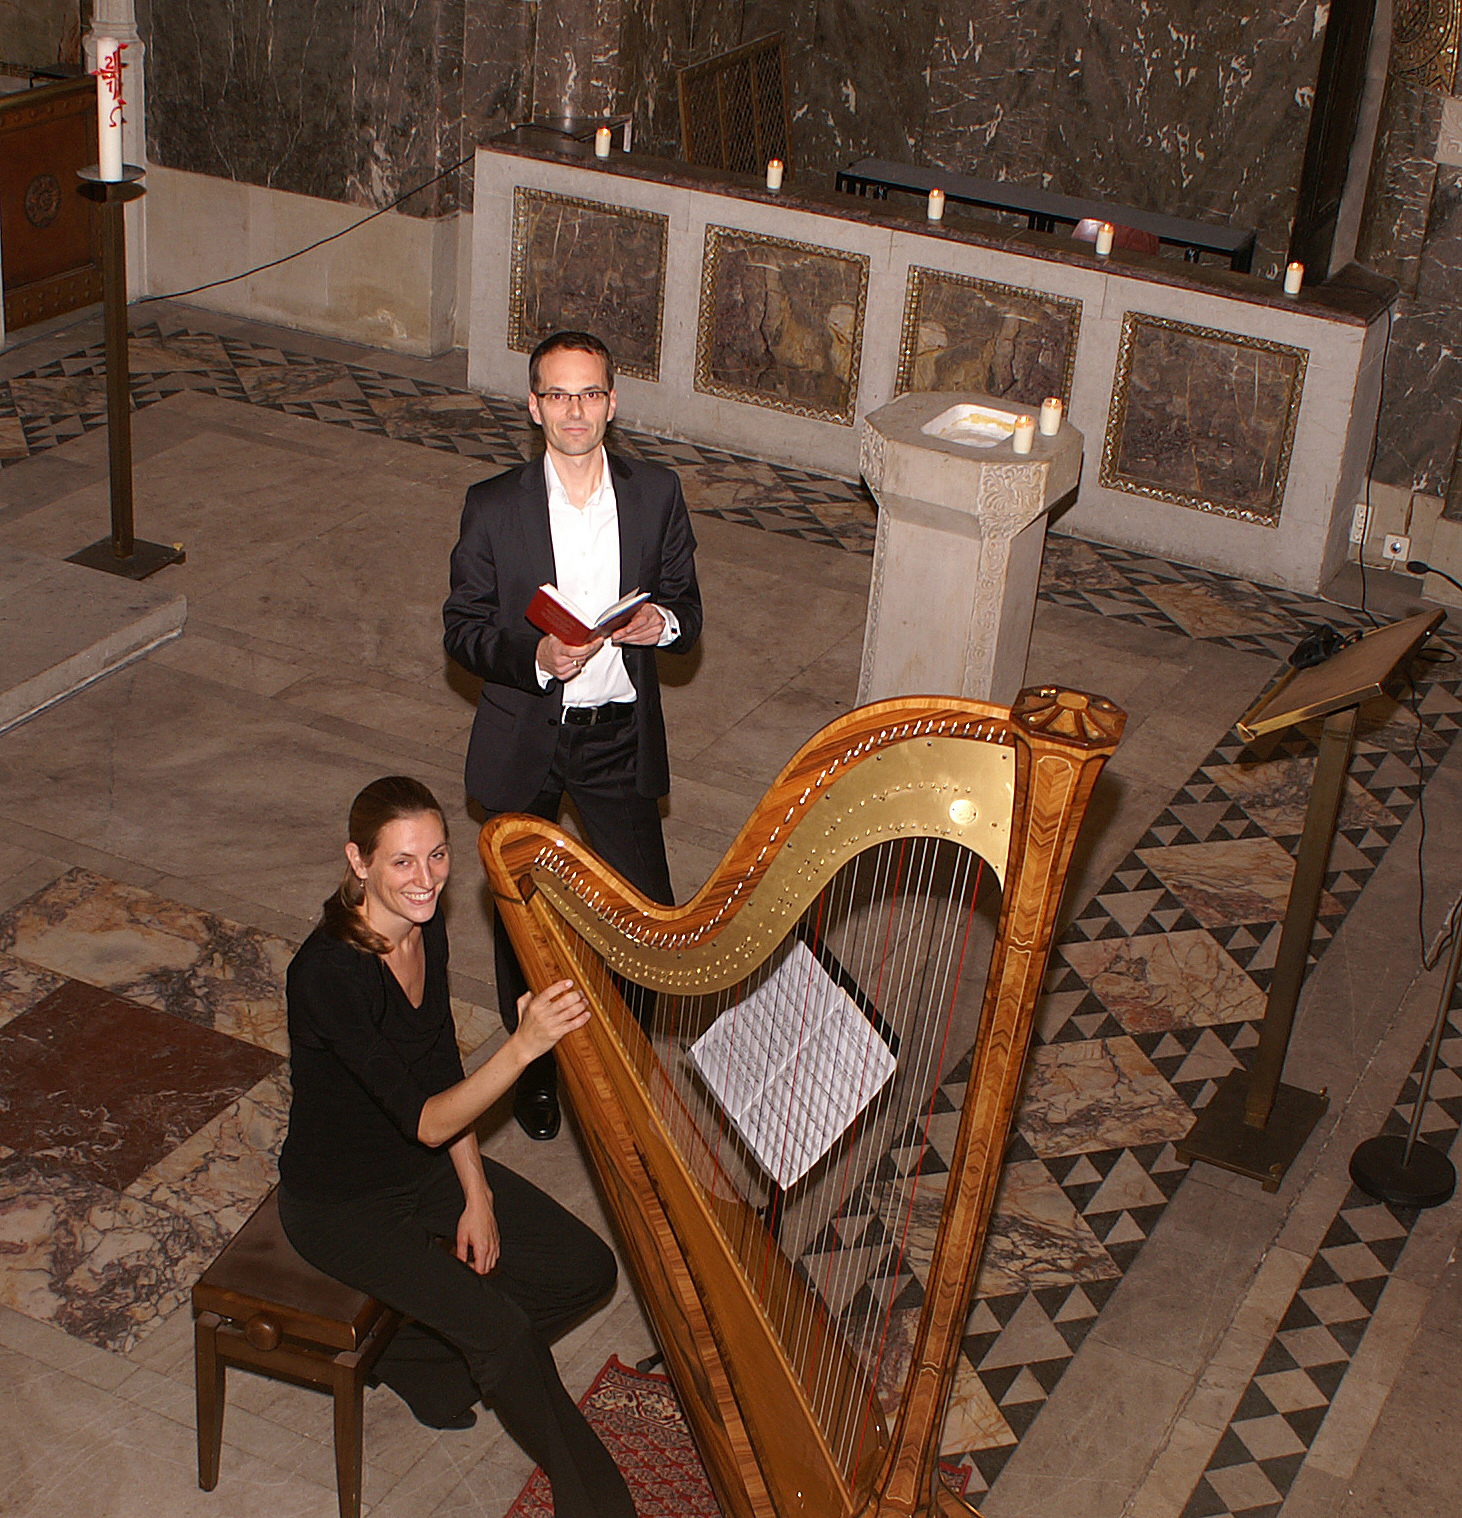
[443,331,701,1140]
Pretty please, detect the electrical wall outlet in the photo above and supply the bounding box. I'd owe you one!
[1351,502,1369,545]
[1382,533,1411,563]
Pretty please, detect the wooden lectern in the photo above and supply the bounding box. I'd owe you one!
[1178,610,1445,1191]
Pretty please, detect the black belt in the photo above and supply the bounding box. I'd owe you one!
[561,701,636,727]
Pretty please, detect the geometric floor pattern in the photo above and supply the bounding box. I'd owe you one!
[4,316,1459,1511]
[1181,998,1462,1518]
[878,659,1462,1501]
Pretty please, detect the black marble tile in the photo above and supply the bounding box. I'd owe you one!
[0,979,281,1192]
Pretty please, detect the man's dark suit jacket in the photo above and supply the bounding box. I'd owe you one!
[443,451,702,813]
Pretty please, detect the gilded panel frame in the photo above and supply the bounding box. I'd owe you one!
[694,225,870,426]
[507,187,669,383]
[1100,312,1308,528]
[895,267,1082,408]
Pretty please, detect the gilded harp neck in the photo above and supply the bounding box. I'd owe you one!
[484,696,1099,990]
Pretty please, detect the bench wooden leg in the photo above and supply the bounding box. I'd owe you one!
[331,1353,366,1518]
[194,1312,226,1492]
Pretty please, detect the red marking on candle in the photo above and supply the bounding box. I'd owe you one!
[94,42,128,122]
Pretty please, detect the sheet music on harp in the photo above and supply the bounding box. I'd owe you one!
[688,938,898,1189]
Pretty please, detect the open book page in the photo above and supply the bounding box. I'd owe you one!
[526,584,650,643]
[688,939,898,1190]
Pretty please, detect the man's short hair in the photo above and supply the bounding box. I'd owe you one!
[528,331,615,395]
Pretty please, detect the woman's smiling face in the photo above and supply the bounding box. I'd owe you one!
[348,811,450,938]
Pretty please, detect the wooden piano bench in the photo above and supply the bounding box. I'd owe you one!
[191,1184,401,1518]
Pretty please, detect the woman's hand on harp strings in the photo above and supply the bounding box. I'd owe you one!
[415,979,589,1147]
[514,979,591,1060]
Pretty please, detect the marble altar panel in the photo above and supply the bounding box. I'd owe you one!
[695,226,870,425]
[508,188,668,381]
[141,0,465,215]
[895,267,1080,409]
[1100,313,1308,527]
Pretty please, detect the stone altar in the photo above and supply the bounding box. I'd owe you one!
[857,391,1082,706]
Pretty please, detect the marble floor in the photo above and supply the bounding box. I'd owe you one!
[1,302,1460,1518]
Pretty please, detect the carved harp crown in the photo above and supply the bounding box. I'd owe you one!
[480,689,1123,1518]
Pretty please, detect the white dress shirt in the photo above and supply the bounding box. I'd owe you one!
[536,450,680,707]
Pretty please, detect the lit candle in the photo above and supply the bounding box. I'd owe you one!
[927,187,945,222]
[594,126,612,159]
[94,36,125,181]
[765,158,783,192]
[1012,416,1036,454]
[1284,261,1304,295]
[1095,223,1114,257]
[1039,397,1063,436]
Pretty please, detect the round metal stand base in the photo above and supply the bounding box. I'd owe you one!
[1349,1134,1456,1209]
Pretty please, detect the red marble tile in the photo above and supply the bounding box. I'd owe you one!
[0,979,281,1191]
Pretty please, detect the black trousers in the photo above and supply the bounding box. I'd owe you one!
[486,717,673,1082]
[279,1155,633,1518]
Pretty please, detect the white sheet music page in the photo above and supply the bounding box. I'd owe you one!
[687,938,897,1189]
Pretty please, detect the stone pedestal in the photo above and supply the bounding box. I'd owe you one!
[857,392,1083,706]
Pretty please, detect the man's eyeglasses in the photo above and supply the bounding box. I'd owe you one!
[534,387,611,409]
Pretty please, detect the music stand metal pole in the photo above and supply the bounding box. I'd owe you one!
[67,164,185,580]
[1244,703,1356,1127]
[1178,611,1444,1191]
[1349,904,1461,1208]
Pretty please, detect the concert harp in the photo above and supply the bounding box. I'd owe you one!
[480,689,1123,1518]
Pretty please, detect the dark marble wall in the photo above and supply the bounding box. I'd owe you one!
[614,1,1326,276]
[138,0,466,215]
[134,0,1326,268]
[3,1,85,67]
[1357,53,1462,508]
[464,0,535,170]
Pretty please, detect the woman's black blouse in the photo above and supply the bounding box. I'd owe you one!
[279,908,464,1198]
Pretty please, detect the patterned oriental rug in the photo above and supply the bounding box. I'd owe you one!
[506,1357,722,1518]
[505,1356,976,1516]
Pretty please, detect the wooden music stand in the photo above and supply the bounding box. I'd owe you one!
[1178,610,1445,1191]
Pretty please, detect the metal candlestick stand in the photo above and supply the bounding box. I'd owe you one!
[1178,611,1445,1191]
[66,164,185,579]
[1349,897,1461,1208]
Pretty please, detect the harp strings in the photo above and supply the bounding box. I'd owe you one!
[564,836,997,1488]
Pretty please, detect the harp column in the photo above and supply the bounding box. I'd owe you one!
[857,392,1082,706]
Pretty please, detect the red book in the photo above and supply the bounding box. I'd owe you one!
[526,584,651,644]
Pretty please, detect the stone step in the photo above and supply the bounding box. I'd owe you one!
[0,550,186,734]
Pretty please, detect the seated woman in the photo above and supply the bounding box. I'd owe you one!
[277,775,634,1518]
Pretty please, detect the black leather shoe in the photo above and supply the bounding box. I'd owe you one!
[422,1407,477,1432]
[513,1080,561,1141]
